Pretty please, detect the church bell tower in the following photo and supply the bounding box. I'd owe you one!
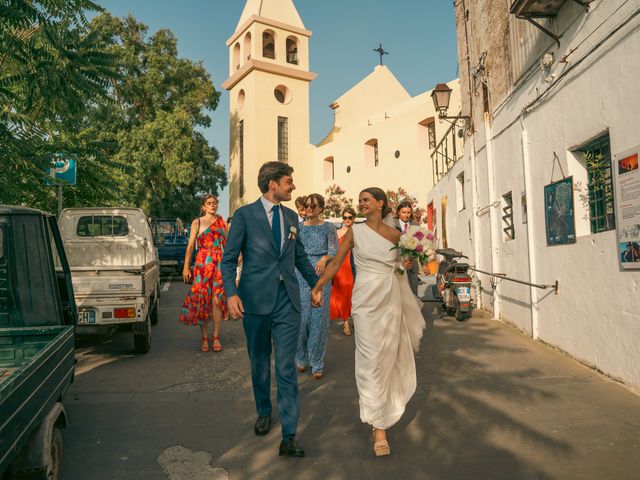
[223,0,317,212]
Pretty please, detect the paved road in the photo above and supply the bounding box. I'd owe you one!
[61,278,640,479]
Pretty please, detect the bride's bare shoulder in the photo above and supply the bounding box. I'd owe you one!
[382,223,401,243]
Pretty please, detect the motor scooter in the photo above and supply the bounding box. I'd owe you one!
[435,248,473,321]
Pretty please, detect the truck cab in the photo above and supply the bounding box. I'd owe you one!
[0,206,76,480]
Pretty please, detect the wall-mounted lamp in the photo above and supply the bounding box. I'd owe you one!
[431,83,471,130]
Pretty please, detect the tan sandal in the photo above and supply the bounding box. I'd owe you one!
[342,320,352,336]
[200,337,209,352]
[212,336,222,352]
[372,428,391,457]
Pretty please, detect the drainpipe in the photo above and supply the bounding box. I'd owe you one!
[469,132,482,310]
[520,116,539,338]
[484,112,501,320]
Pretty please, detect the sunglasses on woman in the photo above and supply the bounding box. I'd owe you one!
[342,215,354,220]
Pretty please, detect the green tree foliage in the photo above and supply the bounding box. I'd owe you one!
[0,0,120,208]
[81,13,226,220]
[1,6,226,220]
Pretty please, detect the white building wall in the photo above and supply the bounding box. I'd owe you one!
[439,0,640,389]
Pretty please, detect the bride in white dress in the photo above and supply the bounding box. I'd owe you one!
[311,187,425,456]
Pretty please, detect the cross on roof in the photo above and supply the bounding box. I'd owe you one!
[373,43,388,66]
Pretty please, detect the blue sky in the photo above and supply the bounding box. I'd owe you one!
[96,0,459,217]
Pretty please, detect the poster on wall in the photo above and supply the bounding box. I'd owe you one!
[544,176,576,245]
[613,145,640,270]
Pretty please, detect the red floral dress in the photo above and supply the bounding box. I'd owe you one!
[179,216,228,325]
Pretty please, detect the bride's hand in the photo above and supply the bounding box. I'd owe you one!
[401,257,414,270]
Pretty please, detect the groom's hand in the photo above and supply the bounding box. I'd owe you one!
[228,295,245,319]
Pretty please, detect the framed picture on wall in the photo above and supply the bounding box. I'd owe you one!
[544,176,576,245]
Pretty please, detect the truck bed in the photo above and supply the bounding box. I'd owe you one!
[0,326,75,473]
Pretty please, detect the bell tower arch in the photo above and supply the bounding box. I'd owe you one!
[223,0,317,212]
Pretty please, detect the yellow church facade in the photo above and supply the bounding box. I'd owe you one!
[223,0,461,214]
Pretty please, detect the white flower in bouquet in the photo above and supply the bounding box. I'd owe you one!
[391,225,436,274]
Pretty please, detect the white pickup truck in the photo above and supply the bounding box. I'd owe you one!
[59,208,160,354]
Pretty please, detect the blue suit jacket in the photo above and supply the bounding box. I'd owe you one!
[221,198,318,315]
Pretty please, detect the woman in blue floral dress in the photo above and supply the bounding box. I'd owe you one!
[295,193,339,379]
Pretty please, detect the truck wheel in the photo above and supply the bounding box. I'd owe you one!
[45,428,62,480]
[150,297,159,326]
[455,307,469,322]
[134,316,151,354]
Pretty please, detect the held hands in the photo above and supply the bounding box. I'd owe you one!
[227,295,245,319]
[310,288,323,308]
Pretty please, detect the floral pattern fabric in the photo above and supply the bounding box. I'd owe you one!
[179,216,227,324]
[295,222,339,373]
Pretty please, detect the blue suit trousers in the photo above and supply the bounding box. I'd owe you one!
[242,281,300,438]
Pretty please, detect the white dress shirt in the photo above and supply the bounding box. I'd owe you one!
[400,220,410,233]
[260,195,285,251]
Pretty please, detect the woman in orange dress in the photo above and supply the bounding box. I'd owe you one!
[179,195,227,352]
[330,207,356,336]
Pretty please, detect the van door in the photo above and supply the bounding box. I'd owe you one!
[12,215,64,327]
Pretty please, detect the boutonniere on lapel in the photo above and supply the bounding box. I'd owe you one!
[289,226,298,240]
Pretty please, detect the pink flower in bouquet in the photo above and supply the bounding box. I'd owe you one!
[427,232,434,241]
[415,244,424,253]
[413,230,425,240]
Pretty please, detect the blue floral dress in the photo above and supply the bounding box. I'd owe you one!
[295,222,339,374]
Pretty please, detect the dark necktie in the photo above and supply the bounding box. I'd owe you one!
[272,205,281,253]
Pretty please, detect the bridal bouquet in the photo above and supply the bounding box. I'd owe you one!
[391,225,436,274]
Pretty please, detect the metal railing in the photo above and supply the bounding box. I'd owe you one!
[468,267,559,294]
[430,112,463,185]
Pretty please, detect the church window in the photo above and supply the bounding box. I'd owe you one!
[365,139,379,168]
[418,118,437,150]
[324,157,334,181]
[274,85,291,104]
[233,43,241,70]
[428,122,436,149]
[263,30,275,59]
[278,117,289,163]
[244,32,252,61]
[239,120,245,198]
[237,89,245,109]
[286,37,298,65]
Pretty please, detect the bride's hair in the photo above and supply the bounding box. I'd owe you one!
[361,187,391,218]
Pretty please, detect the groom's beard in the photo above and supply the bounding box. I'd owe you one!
[275,191,292,203]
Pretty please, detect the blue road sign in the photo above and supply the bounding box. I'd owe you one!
[45,157,77,185]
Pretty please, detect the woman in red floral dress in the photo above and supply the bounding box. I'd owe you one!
[179,195,228,352]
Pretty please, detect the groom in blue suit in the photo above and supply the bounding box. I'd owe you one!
[221,161,318,457]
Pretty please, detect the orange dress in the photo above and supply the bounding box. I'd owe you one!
[330,232,354,321]
[179,216,227,324]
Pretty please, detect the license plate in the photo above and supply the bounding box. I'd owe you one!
[456,286,471,302]
[160,259,179,265]
[77,310,96,324]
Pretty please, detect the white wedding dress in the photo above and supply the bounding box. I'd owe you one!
[351,222,426,429]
